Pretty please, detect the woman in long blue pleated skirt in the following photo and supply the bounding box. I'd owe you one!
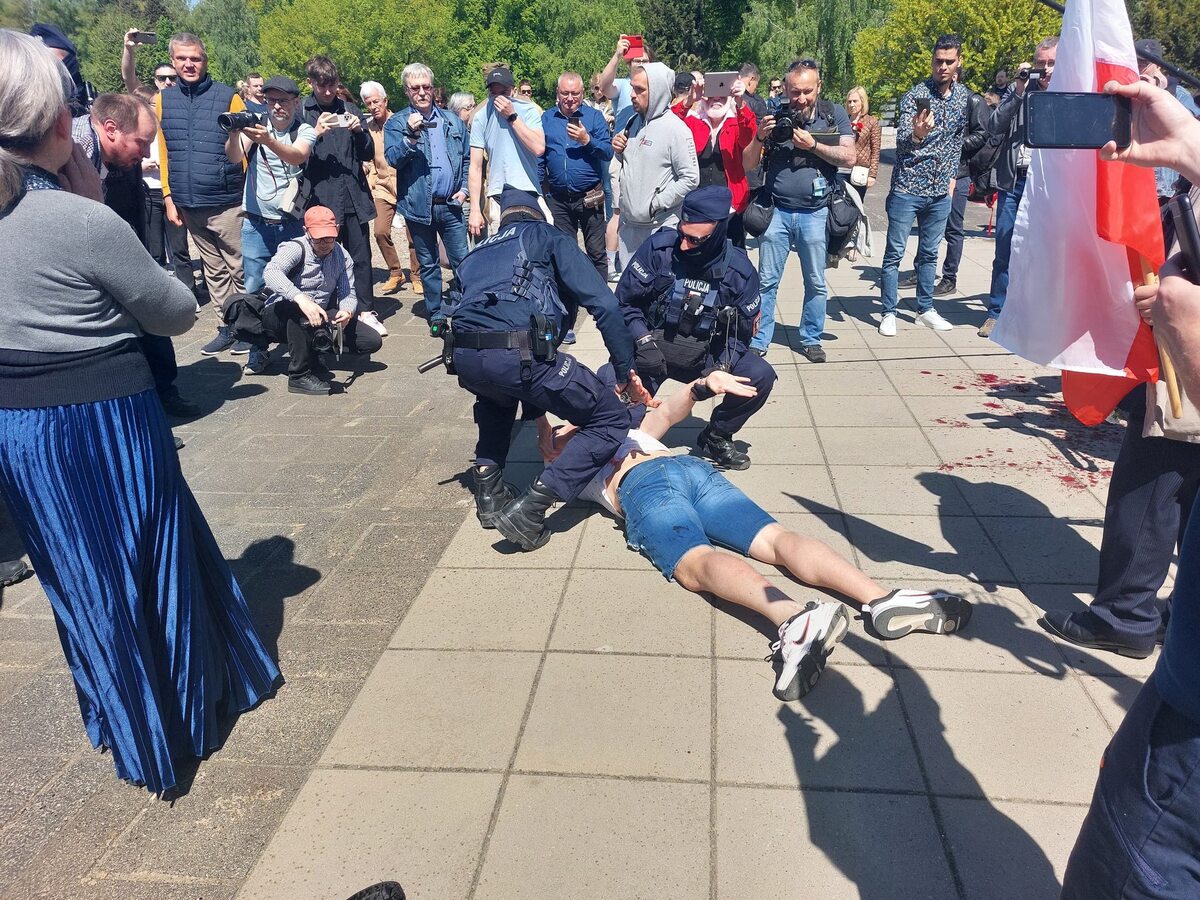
[0,31,281,795]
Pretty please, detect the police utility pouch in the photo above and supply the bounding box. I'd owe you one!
[530,313,557,363]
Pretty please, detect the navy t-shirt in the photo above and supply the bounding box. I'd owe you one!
[765,101,853,210]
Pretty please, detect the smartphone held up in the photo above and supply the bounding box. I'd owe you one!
[1025,91,1132,150]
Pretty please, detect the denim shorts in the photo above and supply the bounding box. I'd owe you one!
[616,455,777,580]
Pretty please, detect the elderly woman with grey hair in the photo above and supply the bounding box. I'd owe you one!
[0,29,280,796]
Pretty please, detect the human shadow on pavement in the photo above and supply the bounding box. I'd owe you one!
[779,631,1061,900]
[229,535,321,664]
[173,356,268,422]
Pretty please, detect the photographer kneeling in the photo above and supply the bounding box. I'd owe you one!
[254,206,382,395]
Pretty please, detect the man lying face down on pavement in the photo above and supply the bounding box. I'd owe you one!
[535,369,973,700]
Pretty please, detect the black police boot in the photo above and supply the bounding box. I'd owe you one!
[698,427,751,470]
[473,465,515,529]
[494,480,560,551]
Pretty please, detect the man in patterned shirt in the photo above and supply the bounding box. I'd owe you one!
[878,34,970,337]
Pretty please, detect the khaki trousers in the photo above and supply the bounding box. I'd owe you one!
[372,196,419,278]
[179,203,244,318]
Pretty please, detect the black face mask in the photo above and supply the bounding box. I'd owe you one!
[674,217,729,272]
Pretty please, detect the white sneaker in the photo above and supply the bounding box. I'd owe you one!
[878,313,897,337]
[867,589,974,639]
[359,310,388,337]
[768,601,850,701]
[916,309,954,331]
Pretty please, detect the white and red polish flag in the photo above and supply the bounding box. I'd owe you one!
[991,0,1165,426]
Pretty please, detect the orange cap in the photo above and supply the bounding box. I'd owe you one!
[304,206,339,239]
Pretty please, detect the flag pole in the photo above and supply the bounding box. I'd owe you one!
[1141,258,1184,418]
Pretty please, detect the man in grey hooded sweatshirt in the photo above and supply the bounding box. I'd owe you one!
[612,61,700,262]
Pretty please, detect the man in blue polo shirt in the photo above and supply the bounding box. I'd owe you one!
[542,71,613,280]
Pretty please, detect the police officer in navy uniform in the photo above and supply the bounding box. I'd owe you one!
[616,185,776,469]
[450,186,651,551]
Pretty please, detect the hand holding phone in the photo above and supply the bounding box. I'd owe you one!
[621,34,645,62]
[128,30,157,45]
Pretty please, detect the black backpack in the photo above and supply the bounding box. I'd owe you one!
[825,180,862,263]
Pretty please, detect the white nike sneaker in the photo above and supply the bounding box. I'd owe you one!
[879,313,897,337]
[867,589,973,639]
[915,309,954,331]
[768,601,850,701]
[359,310,388,336]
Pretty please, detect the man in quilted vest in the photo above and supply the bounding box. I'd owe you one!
[155,32,250,356]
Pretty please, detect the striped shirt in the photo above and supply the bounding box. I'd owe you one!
[262,237,357,315]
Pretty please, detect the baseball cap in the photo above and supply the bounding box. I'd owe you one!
[674,71,695,96]
[486,66,515,89]
[263,75,300,96]
[304,206,339,239]
[498,185,542,214]
[1134,39,1164,61]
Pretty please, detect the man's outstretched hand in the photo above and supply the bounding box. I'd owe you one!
[704,370,757,398]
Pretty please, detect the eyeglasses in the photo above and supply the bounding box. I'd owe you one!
[408,84,433,94]
[155,74,177,83]
[517,88,533,96]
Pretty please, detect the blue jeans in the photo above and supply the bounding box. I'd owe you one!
[407,203,470,321]
[617,455,777,580]
[987,177,1025,320]
[881,190,953,315]
[241,215,303,294]
[754,204,829,351]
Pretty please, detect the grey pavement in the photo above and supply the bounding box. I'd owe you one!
[0,191,1150,899]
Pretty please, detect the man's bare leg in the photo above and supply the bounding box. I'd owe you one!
[747,523,973,638]
[673,544,809,626]
[673,544,849,700]
[748,524,883,606]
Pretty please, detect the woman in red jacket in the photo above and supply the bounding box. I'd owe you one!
[672,74,760,247]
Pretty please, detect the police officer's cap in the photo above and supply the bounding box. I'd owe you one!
[499,185,542,215]
[680,186,733,224]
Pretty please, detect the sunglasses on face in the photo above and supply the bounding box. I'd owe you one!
[155,74,177,83]
[517,88,533,96]
[788,59,819,72]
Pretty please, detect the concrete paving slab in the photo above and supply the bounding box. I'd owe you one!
[716,661,924,792]
[389,568,567,651]
[978,517,1103,584]
[475,775,710,900]
[808,394,920,428]
[840,513,1016,583]
[515,654,711,780]
[817,426,941,466]
[896,668,1111,803]
[321,650,539,770]
[827,465,971,517]
[549,569,710,657]
[238,770,501,900]
[716,786,957,900]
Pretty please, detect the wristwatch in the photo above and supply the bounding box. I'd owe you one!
[506,112,518,124]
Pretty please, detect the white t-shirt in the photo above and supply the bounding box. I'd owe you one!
[143,139,162,190]
[469,96,544,196]
[578,429,672,517]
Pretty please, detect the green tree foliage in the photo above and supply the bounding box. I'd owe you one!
[852,0,1059,113]
[720,0,817,82]
[1131,0,1200,72]
[639,0,711,69]
[192,0,260,83]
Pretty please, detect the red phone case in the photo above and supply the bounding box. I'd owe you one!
[622,35,644,61]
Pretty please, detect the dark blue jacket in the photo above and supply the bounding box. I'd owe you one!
[453,217,636,375]
[159,76,244,209]
[616,229,761,347]
[541,104,612,194]
[383,105,470,226]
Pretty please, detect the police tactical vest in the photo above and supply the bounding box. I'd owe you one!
[651,242,735,342]
[160,77,245,208]
[450,223,568,332]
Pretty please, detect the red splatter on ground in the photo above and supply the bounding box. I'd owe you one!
[983,401,1005,410]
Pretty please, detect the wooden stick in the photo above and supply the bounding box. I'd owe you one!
[1141,259,1184,419]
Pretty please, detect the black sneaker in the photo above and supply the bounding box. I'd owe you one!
[698,428,751,470]
[933,277,957,297]
[0,558,31,587]
[173,434,185,450]
[898,271,918,288]
[160,393,200,418]
[288,373,332,395]
[801,344,826,363]
[200,327,236,356]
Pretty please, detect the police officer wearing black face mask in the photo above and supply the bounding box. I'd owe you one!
[616,185,777,469]
[449,186,651,551]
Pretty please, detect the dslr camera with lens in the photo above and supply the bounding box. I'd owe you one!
[218,110,268,132]
[770,103,798,145]
[310,320,344,358]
